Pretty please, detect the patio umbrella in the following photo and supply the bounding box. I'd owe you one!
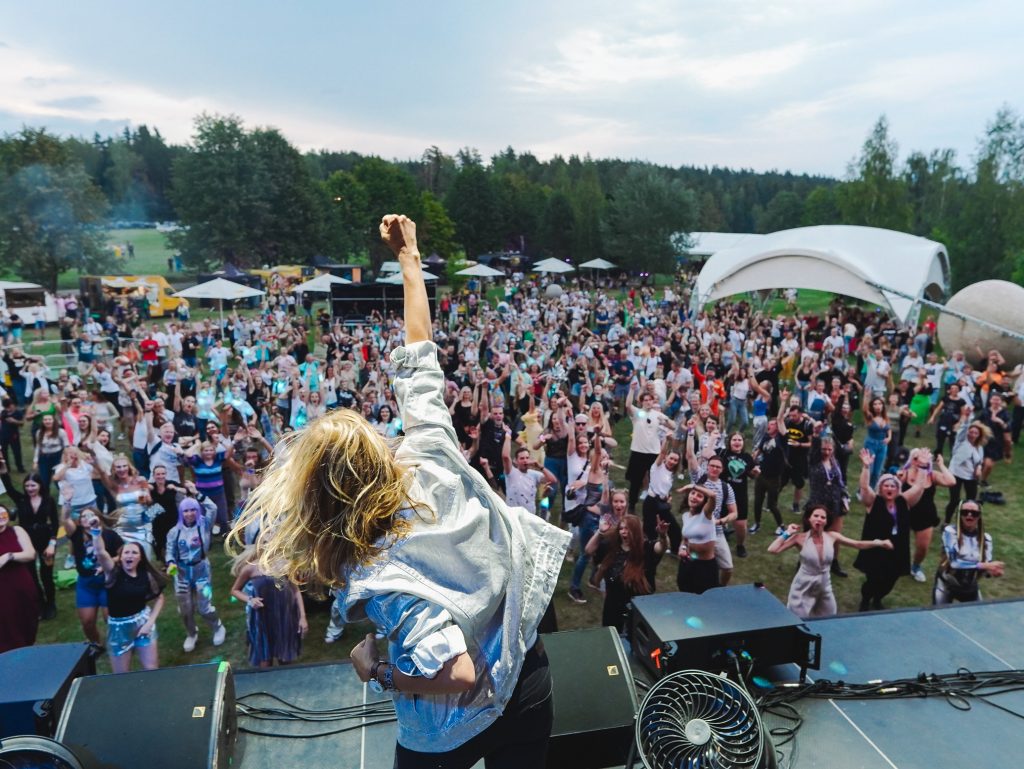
[579,258,616,269]
[291,273,351,293]
[424,253,447,266]
[174,278,265,327]
[456,264,505,278]
[376,270,440,284]
[533,257,575,274]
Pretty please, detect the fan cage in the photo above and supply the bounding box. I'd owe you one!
[635,669,765,769]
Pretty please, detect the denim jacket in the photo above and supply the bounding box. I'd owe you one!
[337,340,570,752]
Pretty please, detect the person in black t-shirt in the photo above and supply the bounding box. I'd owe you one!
[779,389,815,513]
[63,506,124,646]
[93,521,167,673]
[752,418,786,533]
[929,383,964,457]
[980,392,1012,485]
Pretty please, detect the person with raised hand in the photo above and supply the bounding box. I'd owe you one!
[231,215,569,768]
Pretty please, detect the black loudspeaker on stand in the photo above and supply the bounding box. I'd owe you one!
[0,643,97,739]
[543,626,639,769]
[55,661,237,769]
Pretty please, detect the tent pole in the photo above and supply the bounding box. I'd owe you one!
[864,280,1024,342]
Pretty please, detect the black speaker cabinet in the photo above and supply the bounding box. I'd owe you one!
[55,662,236,769]
[543,626,638,769]
[0,643,96,739]
[630,585,821,680]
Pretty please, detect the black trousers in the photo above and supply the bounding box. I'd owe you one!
[642,495,681,553]
[677,557,718,594]
[1,432,24,471]
[626,451,658,510]
[28,540,55,609]
[860,571,899,606]
[753,475,782,527]
[394,643,553,769]
[945,477,978,524]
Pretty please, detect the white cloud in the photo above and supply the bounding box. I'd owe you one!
[0,43,435,157]
[517,26,815,93]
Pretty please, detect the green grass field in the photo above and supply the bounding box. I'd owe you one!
[22,396,1024,674]
[53,228,178,291]
[11,288,1023,674]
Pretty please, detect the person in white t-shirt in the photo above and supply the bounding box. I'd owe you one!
[503,445,557,520]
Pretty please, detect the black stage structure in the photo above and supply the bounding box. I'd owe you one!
[330,282,438,325]
[226,598,1024,769]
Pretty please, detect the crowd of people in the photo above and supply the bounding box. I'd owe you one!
[0,259,1018,665]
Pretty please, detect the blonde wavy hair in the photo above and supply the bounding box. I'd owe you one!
[227,408,429,594]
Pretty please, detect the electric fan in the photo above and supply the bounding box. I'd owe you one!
[634,670,776,769]
[0,735,86,769]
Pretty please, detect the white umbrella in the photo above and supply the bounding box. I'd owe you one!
[291,273,351,293]
[174,278,265,326]
[456,264,505,278]
[533,257,575,274]
[579,258,616,269]
[377,270,439,284]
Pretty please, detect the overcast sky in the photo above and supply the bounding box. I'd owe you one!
[0,1,1019,176]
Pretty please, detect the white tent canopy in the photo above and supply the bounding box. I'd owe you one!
[579,258,617,270]
[291,273,351,293]
[683,232,765,259]
[174,278,265,326]
[376,270,440,284]
[533,257,574,274]
[692,225,950,326]
[456,264,505,278]
[174,278,265,301]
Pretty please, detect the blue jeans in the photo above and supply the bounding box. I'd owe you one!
[133,447,151,479]
[570,513,600,590]
[544,456,567,510]
[864,438,887,488]
[726,399,748,433]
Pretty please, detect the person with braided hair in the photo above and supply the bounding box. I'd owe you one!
[934,500,1004,604]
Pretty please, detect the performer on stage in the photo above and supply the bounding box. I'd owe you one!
[232,214,570,768]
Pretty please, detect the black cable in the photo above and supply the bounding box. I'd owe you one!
[238,716,397,740]
[235,688,398,738]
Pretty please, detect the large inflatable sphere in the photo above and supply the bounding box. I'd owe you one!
[936,280,1024,367]
[545,283,563,299]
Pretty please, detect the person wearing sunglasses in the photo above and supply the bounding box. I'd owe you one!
[934,501,1005,605]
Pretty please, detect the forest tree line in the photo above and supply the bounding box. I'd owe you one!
[2,109,1024,292]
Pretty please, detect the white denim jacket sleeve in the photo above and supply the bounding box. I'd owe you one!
[367,592,468,677]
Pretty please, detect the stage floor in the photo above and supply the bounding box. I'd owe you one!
[234,599,1024,769]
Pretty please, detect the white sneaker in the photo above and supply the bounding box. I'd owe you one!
[183,634,198,652]
[911,566,927,583]
[212,622,226,646]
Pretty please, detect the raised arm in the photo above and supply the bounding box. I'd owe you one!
[380,215,431,345]
[858,448,877,508]
[91,526,116,576]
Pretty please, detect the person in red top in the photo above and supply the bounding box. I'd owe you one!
[693,365,726,418]
[139,334,159,382]
[140,335,159,367]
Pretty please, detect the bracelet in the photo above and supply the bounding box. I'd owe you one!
[780,531,790,540]
[383,663,399,692]
[369,659,387,684]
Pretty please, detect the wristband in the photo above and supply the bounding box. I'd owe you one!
[780,531,790,540]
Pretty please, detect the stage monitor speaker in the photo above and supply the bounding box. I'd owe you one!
[0,643,96,739]
[55,662,236,769]
[629,585,821,680]
[543,626,638,769]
